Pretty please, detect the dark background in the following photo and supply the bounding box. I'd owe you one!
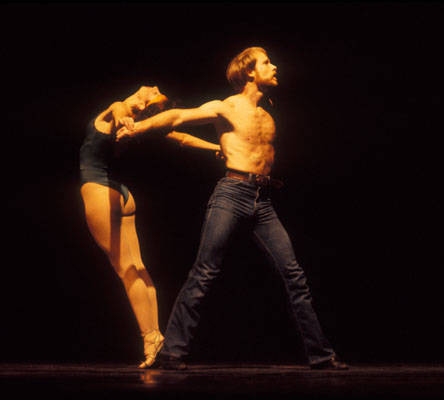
[2,2,443,365]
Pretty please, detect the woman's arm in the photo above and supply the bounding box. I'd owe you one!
[110,102,134,131]
[166,131,221,151]
[116,100,223,142]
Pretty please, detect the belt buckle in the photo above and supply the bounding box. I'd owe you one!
[255,174,270,186]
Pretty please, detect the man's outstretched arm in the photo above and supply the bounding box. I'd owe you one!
[116,100,223,142]
[166,131,221,151]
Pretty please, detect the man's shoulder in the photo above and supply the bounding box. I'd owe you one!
[222,94,240,105]
[218,95,243,114]
[199,98,233,116]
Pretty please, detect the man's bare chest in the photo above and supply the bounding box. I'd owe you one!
[226,108,276,143]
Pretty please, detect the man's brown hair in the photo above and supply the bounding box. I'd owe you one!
[226,47,267,92]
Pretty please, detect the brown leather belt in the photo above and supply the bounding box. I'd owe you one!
[225,169,284,189]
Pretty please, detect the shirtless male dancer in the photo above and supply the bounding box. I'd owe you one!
[117,47,348,370]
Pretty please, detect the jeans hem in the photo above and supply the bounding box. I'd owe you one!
[309,354,336,366]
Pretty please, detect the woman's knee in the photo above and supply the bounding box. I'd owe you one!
[108,257,134,279]
[112,261,154,289]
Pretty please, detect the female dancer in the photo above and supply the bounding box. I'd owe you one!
[80,85,220,368]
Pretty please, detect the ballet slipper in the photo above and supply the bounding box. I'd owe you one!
[138,330,164,369]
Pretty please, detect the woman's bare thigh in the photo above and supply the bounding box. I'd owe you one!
[80,182,135,261]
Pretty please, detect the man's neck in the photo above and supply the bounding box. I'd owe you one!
[240,82,264,107]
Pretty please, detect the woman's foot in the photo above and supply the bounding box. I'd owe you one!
[138,330,164,369]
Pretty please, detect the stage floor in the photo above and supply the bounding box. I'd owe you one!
[1,363,444,399]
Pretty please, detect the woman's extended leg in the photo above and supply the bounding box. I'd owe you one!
[120,201,163,367]
[80,183,162,366]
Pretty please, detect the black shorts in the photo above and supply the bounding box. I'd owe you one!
[80,168,129,205]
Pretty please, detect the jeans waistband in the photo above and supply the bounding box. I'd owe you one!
[225,168,284,189]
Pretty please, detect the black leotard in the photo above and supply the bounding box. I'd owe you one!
[80,119,129,205]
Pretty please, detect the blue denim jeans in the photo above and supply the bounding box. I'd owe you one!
[161,177,335,365]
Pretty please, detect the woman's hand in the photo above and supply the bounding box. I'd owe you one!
[118,117,135,131]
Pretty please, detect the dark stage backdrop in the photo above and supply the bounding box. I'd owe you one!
[2,3,443,365]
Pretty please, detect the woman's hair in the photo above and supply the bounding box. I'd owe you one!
[137,97,175,120]
[226,47,267,92]
[123,84,176,120]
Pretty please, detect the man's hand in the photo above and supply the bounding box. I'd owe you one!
[116,125,135,142]
[215,150,225,160]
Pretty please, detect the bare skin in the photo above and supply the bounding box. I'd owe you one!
[81,86,220,368]
[114,53,348,370]
[116,51,278,175]
[94,87,220,152]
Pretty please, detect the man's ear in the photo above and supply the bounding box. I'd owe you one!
[246,68,255,82]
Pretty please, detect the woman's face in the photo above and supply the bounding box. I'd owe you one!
[138,86,167,109]
[126,86,163,112]
[127,86,169,115]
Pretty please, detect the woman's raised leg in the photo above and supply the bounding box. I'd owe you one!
[81,183,162,367]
